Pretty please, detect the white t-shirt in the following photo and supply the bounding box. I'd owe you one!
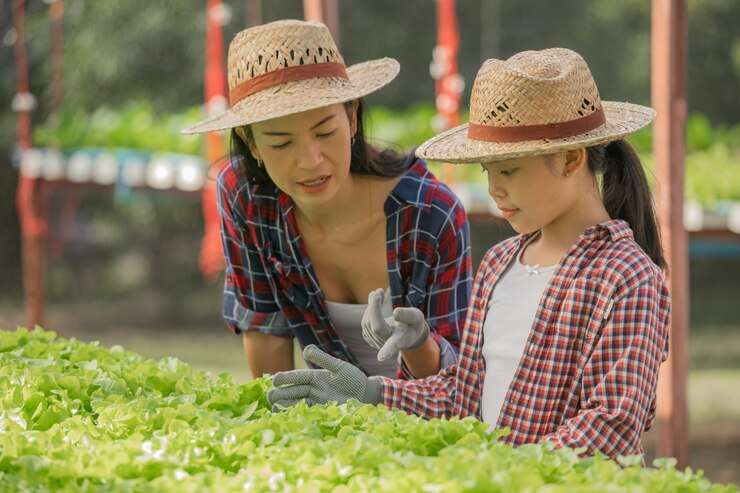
[480,247,558,428]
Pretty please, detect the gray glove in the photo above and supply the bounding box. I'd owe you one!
[268,345,383,410]
[361,288,430,361]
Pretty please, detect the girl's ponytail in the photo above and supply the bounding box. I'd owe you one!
[587,140,667,269]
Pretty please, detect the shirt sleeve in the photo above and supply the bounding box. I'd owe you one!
[218,170,291,337]
[542,274,671,458]
[383,247,493,416]
[379,363,459,419]
[399,194,473,378]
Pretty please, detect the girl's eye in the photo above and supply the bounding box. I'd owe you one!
[316,129,336,139]
[499,168,517,176]
[269,142,291,150]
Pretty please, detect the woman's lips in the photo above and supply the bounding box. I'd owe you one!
[297,175,331,193]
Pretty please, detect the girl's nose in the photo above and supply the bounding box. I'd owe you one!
[488,176,506,199]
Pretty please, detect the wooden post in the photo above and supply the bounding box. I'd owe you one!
[50,0,64,111]
[303,0,339,46]
[651,0,689,468]
[13,0,48,329]
[245,0,261,27]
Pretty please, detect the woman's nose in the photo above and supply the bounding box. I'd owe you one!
[296,137,323,169]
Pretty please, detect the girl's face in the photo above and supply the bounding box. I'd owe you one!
[246,102,357,206]
[480,151,586,234]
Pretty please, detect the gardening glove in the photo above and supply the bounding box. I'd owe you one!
[360,288,394,350]
[267,345,383,411]
[361,288,430,362]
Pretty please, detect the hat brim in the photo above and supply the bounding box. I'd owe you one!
[416,101,655,163]
[182,58,399,134]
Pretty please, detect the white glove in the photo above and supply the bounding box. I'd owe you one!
[361,288,430,361]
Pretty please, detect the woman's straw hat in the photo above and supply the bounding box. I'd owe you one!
[416,48,655,163]
[183,20,399,134]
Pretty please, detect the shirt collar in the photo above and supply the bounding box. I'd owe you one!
[385,158,434,214]
[515,219,634,250]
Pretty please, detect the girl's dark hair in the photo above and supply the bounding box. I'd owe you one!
[230,99,410,184]
[587,140,666,269]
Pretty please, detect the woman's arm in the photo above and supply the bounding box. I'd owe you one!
[243,332,294,377]
[400,193,472,378]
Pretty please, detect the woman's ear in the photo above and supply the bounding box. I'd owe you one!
[346,100,360,137]
[236,126,261,161]
[563,147,587,177]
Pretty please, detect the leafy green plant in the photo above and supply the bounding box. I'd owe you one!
[0,328,736,492]
[33,102,203,156]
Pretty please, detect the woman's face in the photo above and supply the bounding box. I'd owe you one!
[480,150,585,234]
[246,102,357,206]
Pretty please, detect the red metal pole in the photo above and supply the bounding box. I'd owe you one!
[432,0,462,183]
[199,0,228,281]
[652,0,689,468]
[13,0,48,329]
[434,0,461,130]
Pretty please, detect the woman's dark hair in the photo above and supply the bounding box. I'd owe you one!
[587,140,666,269]
[230,99,410,184]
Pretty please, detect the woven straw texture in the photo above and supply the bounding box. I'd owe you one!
[183,20,399,134]
[417,48,655,163]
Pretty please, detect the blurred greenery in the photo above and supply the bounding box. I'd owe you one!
[2,0,740,296]
[29,102,740,207]
[33,102,204,155]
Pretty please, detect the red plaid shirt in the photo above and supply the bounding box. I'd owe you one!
[379,220,671,458]
[218,157,472,379]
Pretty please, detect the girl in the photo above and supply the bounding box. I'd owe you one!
[183,20,472,380]
[268,48,671,460]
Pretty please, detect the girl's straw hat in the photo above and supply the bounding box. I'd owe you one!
[183,20,399,134]
[416,48,655,163]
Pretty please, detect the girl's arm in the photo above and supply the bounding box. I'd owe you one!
[542,274,671,458]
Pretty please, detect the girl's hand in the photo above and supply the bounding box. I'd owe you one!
[268,345,382,410]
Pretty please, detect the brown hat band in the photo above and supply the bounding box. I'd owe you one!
[467,107,606,143]
[229,62,349,106]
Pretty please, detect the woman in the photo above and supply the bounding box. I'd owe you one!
[183,20,472,379]
[268,48,671,460]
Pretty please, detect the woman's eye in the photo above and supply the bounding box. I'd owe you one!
[499,168,517,176]
[316,129,336,139]
[269,142,291,150]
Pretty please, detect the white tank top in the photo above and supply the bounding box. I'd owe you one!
[481,247,558,428]
[323,300,398,378]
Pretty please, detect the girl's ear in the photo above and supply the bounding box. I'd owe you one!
[236,126,261,161]
[563,147,587,177]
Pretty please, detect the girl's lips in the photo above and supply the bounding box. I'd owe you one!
[498,207,519,219]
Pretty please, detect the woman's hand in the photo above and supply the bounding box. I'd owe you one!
[361,288,430,361]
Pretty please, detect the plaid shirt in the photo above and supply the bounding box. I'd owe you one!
[218,157,472,379]
[380,220,671,458]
